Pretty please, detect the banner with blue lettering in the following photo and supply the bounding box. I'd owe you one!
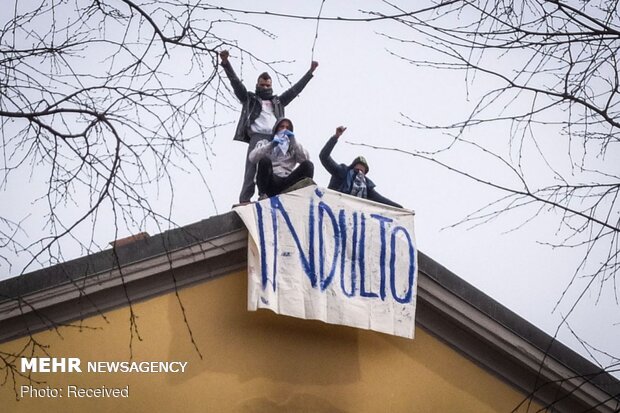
[234,186,418,339]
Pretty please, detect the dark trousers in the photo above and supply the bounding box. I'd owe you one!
[256,159,314,197]
[239,133,271,202]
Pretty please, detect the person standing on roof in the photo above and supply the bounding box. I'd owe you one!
[319,126,403,208]
[249,118,314,198]
[219,50,319,205]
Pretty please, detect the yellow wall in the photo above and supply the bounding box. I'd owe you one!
[1,270,540,412]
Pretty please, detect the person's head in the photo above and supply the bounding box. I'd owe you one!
[272,118,294,135]
[351,156,369,175]
[256,72,272,90]
[276,119,292,132]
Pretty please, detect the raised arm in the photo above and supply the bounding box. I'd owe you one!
[319,126,346,175]
[219,50,249,103]
[279,61,319,106]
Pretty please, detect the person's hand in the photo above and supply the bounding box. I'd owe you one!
[310,61,319,73]
[282,130,294,138]
[219,50,229,64]
[272,135,285,145]
[335,126,347,138]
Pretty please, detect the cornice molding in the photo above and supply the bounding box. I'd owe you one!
[0,229,247,342]
[417,272,616,412]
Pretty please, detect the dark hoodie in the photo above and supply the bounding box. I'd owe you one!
[319,135,402,208]
[248,118,310,177]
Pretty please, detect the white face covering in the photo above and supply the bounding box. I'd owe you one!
[351,170,368,198]
[275,131,290,154]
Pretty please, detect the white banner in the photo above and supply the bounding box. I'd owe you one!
[234,185,418,339]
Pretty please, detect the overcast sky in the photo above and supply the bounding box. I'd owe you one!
[2,0,618,373]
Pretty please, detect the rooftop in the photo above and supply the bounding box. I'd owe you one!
[1,210,618,412]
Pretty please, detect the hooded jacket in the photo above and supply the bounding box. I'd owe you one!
[319,135,403,208]
[248,118,310,177]
[221,61,314,143]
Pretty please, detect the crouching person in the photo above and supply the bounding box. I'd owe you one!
[249,118,314,198]
[320,126,403,208]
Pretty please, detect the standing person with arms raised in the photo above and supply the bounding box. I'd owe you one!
[219,50,318,205]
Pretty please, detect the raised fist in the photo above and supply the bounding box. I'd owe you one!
[219,50,229,63]
[335,126,347,138]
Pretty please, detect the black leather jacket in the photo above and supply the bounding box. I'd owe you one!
[221,61,314,143]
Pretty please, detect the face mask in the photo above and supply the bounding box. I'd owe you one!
[256,87,273,99]
[274,131,290,154]
[351,170,367,198]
